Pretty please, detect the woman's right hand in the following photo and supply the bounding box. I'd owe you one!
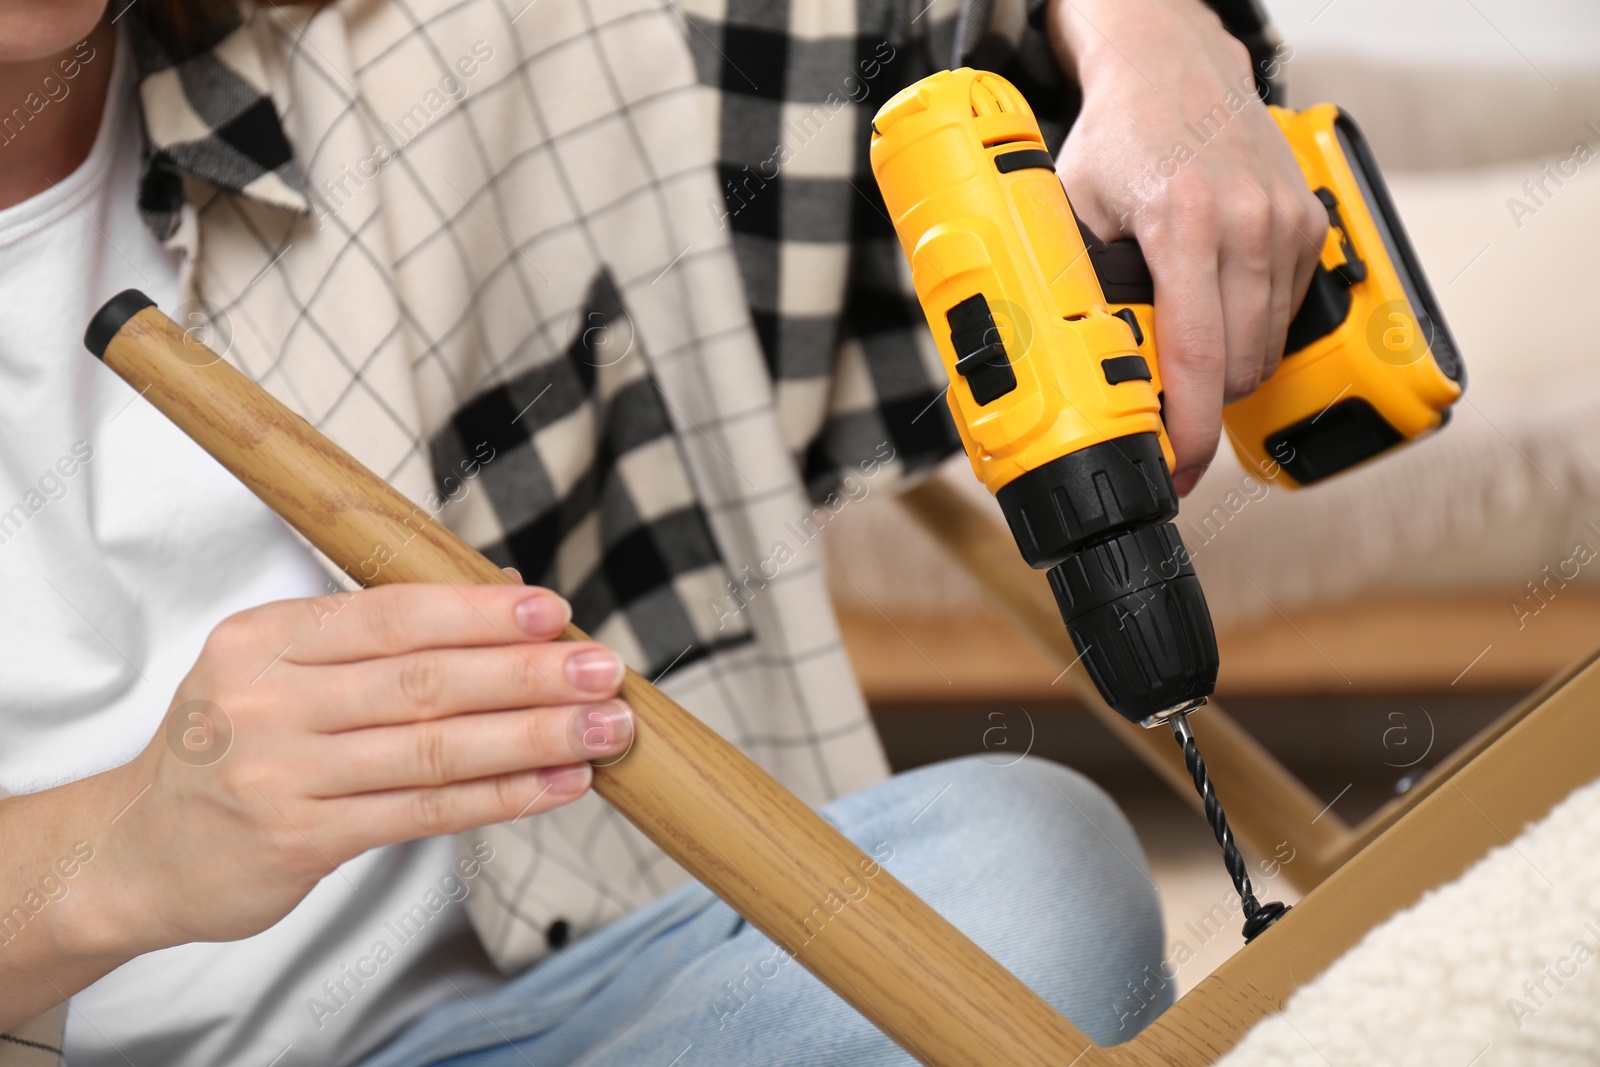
[77,582,630,959]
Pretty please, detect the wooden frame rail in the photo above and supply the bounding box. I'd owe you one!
[897,474,1600,1061]
[837,593,1599,701]
[1106,640,1600,1064]
[896,474,1586,894]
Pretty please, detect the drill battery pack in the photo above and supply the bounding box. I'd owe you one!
[1089,103,1466,486]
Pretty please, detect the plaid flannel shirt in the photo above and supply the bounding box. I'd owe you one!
[4,0,1276,1061]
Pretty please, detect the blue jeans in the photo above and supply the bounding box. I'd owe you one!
[355,756,1170,1066]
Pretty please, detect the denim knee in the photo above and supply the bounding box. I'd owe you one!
[854,755,1150,873]
[818,755,1169,1042]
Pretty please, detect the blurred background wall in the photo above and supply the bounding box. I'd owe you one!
[1268,0,1600,170]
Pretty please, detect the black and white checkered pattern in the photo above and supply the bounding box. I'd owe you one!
[123,0,1273,679]
[432,268,754,672]
[94,0,1273,983]
[678,0,1084,500]
[126,9,311,239]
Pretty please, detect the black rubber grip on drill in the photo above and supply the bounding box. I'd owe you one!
[1048,523,1219,723]
[1076,216,1359,360]
[995,432,1215,722]
[994,432,1177,569]
[1074,218,1154,306]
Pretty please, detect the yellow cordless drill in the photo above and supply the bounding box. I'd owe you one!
[869,68,1464,940]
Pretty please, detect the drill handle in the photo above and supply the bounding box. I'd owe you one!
[1074,215,1354,364]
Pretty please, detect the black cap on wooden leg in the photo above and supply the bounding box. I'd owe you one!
[84,289,155,360]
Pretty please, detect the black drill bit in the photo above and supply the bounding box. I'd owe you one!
[1168,713,1290,942]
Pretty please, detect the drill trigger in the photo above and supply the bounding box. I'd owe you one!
[1112,307,1145,348]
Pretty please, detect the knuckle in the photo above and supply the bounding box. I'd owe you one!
[1169,323,1225,364]
[210,687,261,736]
[1224,364,1265,402]
[395,654,446,717]
[1224,192,1272,242]
[412,722,454,785]
[527,707,569,763]
[492,773,526,820]
[1163,178,1216,225]
[214,762,261,808]
[210,761,340,872]
[225,759,282,809]
[1301,195,1331,247]
[510,651,551,698]
[236,782,309,854]
[411,787,456,834]
[204,611,266,661]
[264,815,310,859]
[361,590,413,654]
[1221,35,1252,74]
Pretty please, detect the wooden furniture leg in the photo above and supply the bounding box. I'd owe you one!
[89,297,1093,1067]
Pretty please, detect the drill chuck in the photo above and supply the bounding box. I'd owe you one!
[993,430,1218,723]
[1047,524,1219,723]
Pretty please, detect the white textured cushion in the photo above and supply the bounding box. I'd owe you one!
[1218,773,1600,1066]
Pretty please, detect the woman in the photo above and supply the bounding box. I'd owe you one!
[0,0,1324,1063]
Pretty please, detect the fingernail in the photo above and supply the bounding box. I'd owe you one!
[543,763,591,797]
[515,593,571,636]
[565,647,623,693]
[573,701,633,757]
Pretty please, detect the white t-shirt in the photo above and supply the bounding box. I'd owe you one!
[0,33,500,1067]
